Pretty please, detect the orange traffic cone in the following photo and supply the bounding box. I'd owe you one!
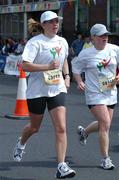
[5,68,30,120]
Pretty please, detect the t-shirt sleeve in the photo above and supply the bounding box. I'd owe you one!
[71,51,86,74]
[22,41,39,63]
[116,46,119,66]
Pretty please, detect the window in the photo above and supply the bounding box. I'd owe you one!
[110,0,119,33]
[78,4,88,32]
[0,13,24,40]
[11,0,23,4]
[27,0,43,2]
[0,0,8,5]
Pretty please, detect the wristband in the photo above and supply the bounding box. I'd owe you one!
[64,74,70,78]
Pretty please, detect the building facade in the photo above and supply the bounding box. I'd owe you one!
[0,0,119,43]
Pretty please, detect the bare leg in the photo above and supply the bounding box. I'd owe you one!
[20,112,44,145]
[49,106,67,163]
[13,112,44,162]
[50,106,76,178]
[90,105,113,158]
[85,120,98,135]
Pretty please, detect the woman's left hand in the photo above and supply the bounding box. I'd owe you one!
[112,74,119,86]
[115,74,119,84]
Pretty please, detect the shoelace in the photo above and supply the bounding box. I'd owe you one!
[80,131,86,140]
[60,163,71,173]
[105,158,112,166]
[15,148,25,158]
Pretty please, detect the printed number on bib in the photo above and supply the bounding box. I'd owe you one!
[99,74,116,92]
[43,69,62,85]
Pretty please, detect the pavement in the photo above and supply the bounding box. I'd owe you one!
[0,74,119,180]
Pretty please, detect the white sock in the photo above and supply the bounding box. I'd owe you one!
[18,140,26,149]
[58,162,65,168]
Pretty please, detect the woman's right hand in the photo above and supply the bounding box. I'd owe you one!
[77,81,85,91]
[49,60,60,70]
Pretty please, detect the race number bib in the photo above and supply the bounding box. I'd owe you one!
[99,74,115,92]
[43,69,62,85]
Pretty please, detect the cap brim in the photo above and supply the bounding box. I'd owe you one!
[97,31,111,36]
[58,16,63,20]
[41,16,63,23]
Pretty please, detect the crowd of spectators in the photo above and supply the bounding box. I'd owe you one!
[0,18,43,57]
[0,36,26,56]
[67,31,93,81]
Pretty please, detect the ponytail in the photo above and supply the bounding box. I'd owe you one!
[28,18,43,35]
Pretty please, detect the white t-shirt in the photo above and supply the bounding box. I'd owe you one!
[72,43,119,105]
[22,34,68,99]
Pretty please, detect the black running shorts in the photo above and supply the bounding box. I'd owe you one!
[27,92,66,114]
[88,104,116,110]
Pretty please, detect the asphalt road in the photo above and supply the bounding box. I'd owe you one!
[0,74,119,180]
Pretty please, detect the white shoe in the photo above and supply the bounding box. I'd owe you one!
[100,157,115,170]
[77,126,88,145]
[55,162,76,179]
[13,138,25,162]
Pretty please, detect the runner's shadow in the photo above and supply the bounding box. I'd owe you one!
[0,156,75,171]
[0,177,35,180]
[72,165,99,169]
[0,160,56,171]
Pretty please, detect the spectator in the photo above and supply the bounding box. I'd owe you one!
[15,39,26,55]
[69,32,84,57]
[82,31,93,49]
[2,37,17,55]
[0,37,3,54]
[68,32,84,81]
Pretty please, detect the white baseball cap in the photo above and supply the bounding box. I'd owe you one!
[90,24,111,36]
[40,11,63,23]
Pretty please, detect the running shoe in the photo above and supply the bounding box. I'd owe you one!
[100,156,115,170]
[13,138,25,162]
[77,125,88,145]
[55,162,76,179]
